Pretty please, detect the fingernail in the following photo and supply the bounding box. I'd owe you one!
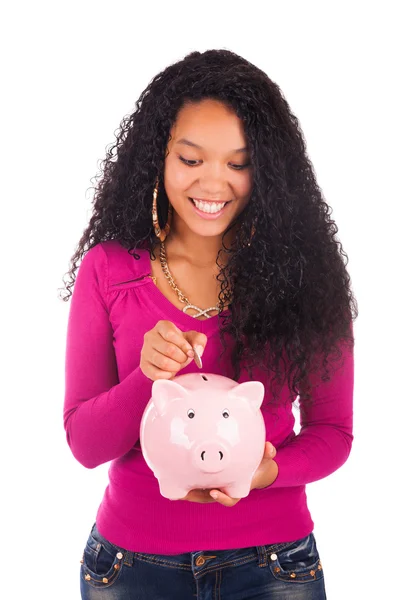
[194,345,204,358]
[210,491,218,499]
[187,348,194,358]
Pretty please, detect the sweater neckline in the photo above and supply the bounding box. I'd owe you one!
[140,246,230,335]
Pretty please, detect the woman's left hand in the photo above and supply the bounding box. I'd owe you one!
[180,442,278,507]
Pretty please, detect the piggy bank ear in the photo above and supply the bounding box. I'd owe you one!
[151,380,189,416]
[229,381,265,411]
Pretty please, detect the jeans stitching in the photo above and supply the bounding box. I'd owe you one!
[134,553,192,570]
[194,554,256,577]
[91,531,123,554]
[215,568,222,599]
[90,528,134,567]
[261,534,315,560]
[268,536,323,584]
[270,566,324,584]
[258,545,267,567]
[81,560,123,587]
[133,552,255,573]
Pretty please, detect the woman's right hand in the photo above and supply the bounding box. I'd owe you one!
[140,320,207,381]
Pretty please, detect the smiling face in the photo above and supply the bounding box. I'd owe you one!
[163,99,254,240]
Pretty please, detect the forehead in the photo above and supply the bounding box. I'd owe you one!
[170,99,247,152]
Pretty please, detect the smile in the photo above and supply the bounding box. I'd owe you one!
[189,197,231,215]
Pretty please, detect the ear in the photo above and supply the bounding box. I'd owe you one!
[229,381,265,411]
[151,379,189,416]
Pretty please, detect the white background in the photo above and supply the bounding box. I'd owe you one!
[2,1,399,598]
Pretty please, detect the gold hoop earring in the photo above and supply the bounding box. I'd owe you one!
[152,177,172,242]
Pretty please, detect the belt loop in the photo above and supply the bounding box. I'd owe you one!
[256,546,267,568]
[123,550,134,567]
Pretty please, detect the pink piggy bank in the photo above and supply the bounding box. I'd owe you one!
[139,372,266,500]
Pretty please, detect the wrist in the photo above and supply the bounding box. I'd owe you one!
[254,459,279,489]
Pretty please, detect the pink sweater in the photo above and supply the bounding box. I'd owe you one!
[63,240,354,554]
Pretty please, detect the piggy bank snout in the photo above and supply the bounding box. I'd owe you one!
[192,441,231,474]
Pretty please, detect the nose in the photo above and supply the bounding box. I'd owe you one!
[199,164,229,198]
[193,441,231,473]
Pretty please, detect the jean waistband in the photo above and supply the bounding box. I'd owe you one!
[90,522,305,573]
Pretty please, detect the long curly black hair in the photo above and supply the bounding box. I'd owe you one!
[59,48,357,405]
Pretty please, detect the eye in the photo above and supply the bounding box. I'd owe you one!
[187,409,195,419]
[179,156,250,170]
[229,163,251,170]
[179,156,200,167]
[222,409,230,418]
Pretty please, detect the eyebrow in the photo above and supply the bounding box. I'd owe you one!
[176,138,249,153]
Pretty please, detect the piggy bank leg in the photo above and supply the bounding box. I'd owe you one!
[158,479,189,501]
[223,480,253,498]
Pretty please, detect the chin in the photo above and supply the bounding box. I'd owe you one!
[186,221,232,238]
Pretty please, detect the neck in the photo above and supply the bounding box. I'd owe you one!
[164,214,237,267]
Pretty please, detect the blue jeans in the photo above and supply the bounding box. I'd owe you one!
[80,522,327,599]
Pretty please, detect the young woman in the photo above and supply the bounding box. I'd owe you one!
[61,48,357,599]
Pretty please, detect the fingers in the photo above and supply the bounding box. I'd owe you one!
[157,321,195,357]
[179,488,241,507]
[141,321,208,381]
[151,335,192,372]
[184,330,208,358]
[181,489,217,503]
[145,366,176,381]
[209,489,241,507]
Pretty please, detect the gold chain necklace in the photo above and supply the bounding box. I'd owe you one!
[158,241,231,319]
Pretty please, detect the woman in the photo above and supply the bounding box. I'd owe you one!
[61,48,357,599]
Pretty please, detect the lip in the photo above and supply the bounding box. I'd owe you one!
[188,197,231,220]
[191,197,230,204]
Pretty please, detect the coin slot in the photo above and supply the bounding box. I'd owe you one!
[202,375,208,381]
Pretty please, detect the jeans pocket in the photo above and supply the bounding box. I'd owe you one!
[268,533,324,583]
[81,524,125,588]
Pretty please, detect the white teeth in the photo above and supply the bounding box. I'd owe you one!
[191,198,227,213]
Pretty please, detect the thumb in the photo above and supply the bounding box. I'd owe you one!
[264,442,276,459]
[183,331,208,358]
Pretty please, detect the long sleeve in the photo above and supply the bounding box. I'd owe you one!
[267,326,355,488]
[63,243,153,469]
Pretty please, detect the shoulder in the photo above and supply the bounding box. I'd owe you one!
[78,240,151,292]
[98,239,151,287]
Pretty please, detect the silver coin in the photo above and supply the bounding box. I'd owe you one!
[193,348,203,369]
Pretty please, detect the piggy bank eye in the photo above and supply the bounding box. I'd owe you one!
[187,409,195,419]
[222,409,230,418]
